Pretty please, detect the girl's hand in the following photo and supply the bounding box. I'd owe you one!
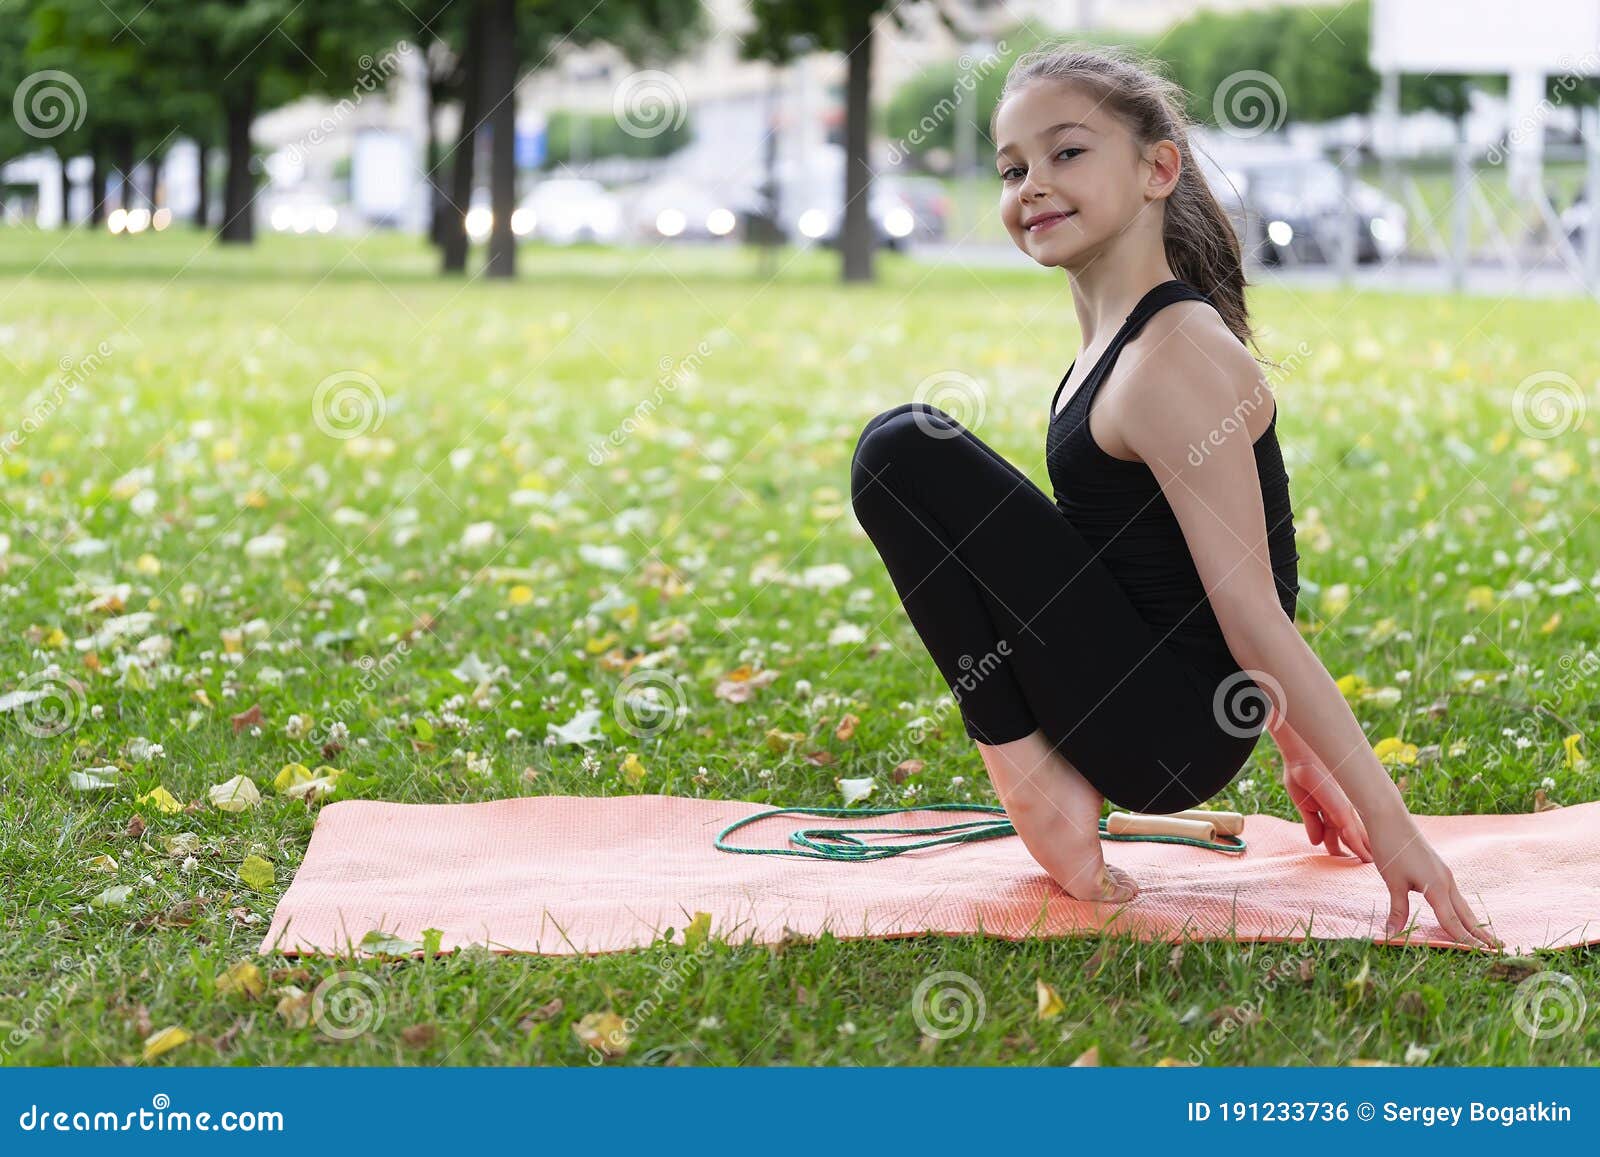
[1281,755,1372,862]
[1367,808,1501,949]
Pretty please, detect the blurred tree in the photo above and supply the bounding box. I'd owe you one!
[741,0,900,283]
[129,0,400,243]
[468,0,706,279]
[744,0,1037,281]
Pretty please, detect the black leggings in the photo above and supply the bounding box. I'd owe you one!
[849,402,1263,813]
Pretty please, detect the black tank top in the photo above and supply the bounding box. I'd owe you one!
[1045,279,1300,677]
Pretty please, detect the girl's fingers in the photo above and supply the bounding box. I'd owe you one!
[1424,884,1476,946]
[1449,880,1500,949]
[1288,779,1325,845]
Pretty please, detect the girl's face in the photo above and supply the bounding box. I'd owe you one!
[994,79,1162,269]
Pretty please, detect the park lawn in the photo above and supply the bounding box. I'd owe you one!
[1,227,1597,1067]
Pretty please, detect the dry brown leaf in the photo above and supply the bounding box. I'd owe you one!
[517,998,564,1031]
[275,986,311,1029]
[1488,956,1543,982]
[401,1024,438,1048]
[892,759,924,784]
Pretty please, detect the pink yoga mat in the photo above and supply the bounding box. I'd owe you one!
[258,795,1600,958]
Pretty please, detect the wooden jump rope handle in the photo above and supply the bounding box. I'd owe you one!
[1105,808,1246,841]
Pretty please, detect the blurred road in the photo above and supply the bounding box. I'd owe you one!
[908,241,1600,300]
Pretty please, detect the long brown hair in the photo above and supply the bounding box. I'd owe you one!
[990,42,1256,351]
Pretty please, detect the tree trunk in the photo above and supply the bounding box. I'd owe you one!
[195,140,210,228]
[57,150,72,227]
[441,4,484,274]
[483,0,517,279]
[840,2,876,283]
[114,133,137,209]
[221,82,258,244]
[147,150,164,211]
[89,140,106,225]
[426,76,447,247]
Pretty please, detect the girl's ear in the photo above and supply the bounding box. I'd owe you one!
[1142,139,1182,202]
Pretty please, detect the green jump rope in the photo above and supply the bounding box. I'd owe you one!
[714,803,1247,861]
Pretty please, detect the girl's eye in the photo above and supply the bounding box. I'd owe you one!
[1000,147,1084,181]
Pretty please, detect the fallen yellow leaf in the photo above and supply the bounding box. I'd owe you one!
[141,1025,190,1063]
[1036,977,1065,1020]
[573,1010,630,1057]
[217,960,265,999]
[238,854,275,891]
[136,785,183,814]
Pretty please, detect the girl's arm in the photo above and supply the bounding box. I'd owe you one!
[1117,320,1499,946]
[1227,612,1404,823]
[1266,711,1374,861]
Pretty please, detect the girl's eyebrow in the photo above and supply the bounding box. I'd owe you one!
[995,121,1095,160]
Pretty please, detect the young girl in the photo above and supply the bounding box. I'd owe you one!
[849,43,1499,949]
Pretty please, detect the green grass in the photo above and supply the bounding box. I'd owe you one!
[2,226,1598,1067]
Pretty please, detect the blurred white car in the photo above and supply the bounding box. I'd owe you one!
[266,193,339,235]
[625,173,757,241]
[464,179,622,244]
[516,177,621,243]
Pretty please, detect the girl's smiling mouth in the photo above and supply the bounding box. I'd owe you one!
[1025,210,1075,234]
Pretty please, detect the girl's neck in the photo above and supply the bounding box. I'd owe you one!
[1066,236,1179,349]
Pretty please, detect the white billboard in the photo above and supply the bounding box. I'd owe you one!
[1371,0,1600,73]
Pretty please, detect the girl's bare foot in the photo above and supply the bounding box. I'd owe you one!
[977,729,1140,903]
